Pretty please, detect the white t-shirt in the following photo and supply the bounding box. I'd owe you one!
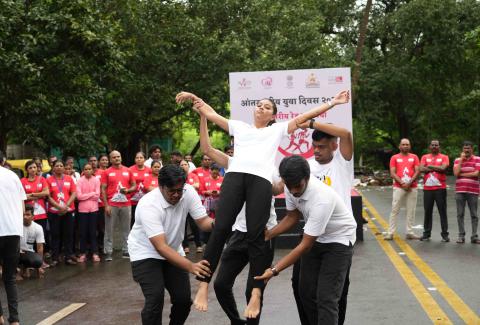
[0,166,27,236]
[308,150,353,213]
[233,198,278,232]
[227,120,289,183]
[128,184,207,261]
[285,176,356,246]
[21,222,45,252]
[145,158,163,169]
[188,161,196,173]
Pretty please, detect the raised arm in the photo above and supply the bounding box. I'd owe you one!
[287,90,350,134]
[199,113,229,168]
[176,92,229,132]
[310,121,353,161]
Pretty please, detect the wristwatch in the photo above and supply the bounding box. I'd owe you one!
[309,118,315,129]
[270,266,279,276]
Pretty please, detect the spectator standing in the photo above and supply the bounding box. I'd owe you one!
[202,164,224,220]
[219,146,234,176]
[101,151,136,261]
[384,139,421,240]
[18,205,45,279]
[76,163,101,262]
[453,141,480,244]
[420,140,450,242]
[145,145,163,168]
[21,160,49,252]
[129,152,152,228]
[144,160,161,192]
[47,160,77,266]
[185,154,196,173]
[192,155,212,202]
[170,151,184,165]
[0,150,26,325]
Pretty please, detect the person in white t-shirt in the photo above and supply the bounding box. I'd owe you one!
[176,89,350,318]
[293,121,355,325]
[198,114,282,324]
[145,145,163,168]
[18,205,45,279]
[256,155,356,325]
[0,150,26,325]
[127,164,214,325]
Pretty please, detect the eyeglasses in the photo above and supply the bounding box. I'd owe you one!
[165,186,186,195]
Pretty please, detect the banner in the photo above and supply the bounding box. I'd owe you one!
[229,68,352,163]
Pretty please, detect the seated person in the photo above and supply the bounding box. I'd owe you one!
[18,204,45,279]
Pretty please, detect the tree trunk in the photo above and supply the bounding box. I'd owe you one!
[352,0,373,95]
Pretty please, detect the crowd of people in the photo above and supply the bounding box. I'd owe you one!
[1,87,479,325]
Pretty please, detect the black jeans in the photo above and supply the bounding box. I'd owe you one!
[214,231,275,325]
[97,206,105,252]
[182,214,202,248]
[19,251,43,268]
[423,189,448,238]
[131,258,192,325]
[48,212,75,260]
[0,235,20,323]
[201,173,272,289]
[298,242,353,325]
[78,211,99,254]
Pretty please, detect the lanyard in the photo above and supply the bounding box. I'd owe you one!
[56,176,65,195]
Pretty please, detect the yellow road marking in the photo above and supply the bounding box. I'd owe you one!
[362,210,452,324]
[363,196,480,324]
[36,303,86,325]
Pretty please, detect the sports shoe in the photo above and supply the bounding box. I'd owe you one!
[405,233,421,240]
[456,238,465,244]
[122,252,130,259]
[441,237,450,243]
[105,254,113,261]
[471,238,480,244]
[92,254,101,262]
[77,254,86,263]
[383,233,393,240]
[420,236,430,241]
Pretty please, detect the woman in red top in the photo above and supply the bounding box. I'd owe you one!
[129,152,152,228]
[47,160,77,266]
[144,160,162,192]
[180,159,203,253]
[202,163,224,219]
[21,160,50,250]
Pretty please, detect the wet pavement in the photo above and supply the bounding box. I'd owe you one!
[1,177,479,324]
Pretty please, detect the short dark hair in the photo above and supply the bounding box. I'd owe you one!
[463,141,474,147]
[158,164,186,188]
[224,145,233,152]
[151,160,162,168]
[279,155,310,186]
[149,145,163,156]
[25,160,37,171]
[312,129,336,141]
[171,151,183,157]
[210,163,220,171]
[52,159,65,167]
[25,204,34,214]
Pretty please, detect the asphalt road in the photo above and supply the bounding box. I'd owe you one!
[2,179,479,324]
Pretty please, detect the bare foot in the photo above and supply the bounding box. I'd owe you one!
[244,288,262,319]
[193,282,209,312]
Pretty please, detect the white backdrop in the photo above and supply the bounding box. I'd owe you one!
[229,68,352,162]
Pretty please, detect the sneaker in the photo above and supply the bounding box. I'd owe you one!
[92,254,101,262]
[122,252,130,259]
[196,246,203,253]
[471,238,480,244]
[405,233,421,240]
[77,254,87,263]
[456,238,465,244]
[383,234,393,240]
[105,254,113,262]
[420,236,430,241]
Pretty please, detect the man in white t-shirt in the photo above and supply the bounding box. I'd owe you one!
[19,205,45,278]
[0,150,26,325]
[256,155,356,325]
[128,164,214,324]
[293,121,355,325]
[145,145,163,168]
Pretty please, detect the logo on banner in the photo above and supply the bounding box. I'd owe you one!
[328,75,343,84]
[238,78,252,89]
[286,75,294,88]
[278,129,314,159]
[261,77,273,88]
[305,73,320,88]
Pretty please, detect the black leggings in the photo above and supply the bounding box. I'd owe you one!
[48,212,74,260]
[0,235,20,323]
[201,172,272,289]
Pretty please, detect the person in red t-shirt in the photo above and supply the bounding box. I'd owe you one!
[47,160,77,266]
[129,152,152,228]
[453,141,480,244]
[144,160,161,191]
[101,151,136,261]
[385,138,421,240]
[180,159,203,253]
[419,140,450,242]
[21,160,50,250]
[192,155,211,202]
[202,164,224,219]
